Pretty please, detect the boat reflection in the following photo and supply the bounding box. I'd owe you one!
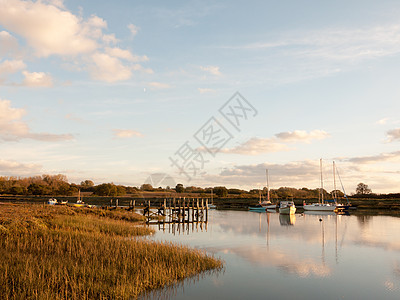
[279,213,296,226]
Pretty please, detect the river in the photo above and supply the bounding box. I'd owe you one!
[142,209,400,299]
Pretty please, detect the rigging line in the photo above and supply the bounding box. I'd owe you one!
[335,165,350,205]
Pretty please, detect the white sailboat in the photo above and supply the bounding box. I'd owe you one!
[73,190,85,207]
[304,159,337,212]
[208,188,216,209]
[265,170,277,209]
[249,169,274,211]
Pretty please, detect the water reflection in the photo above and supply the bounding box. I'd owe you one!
[279,213,296,226]
[145,210,400,299]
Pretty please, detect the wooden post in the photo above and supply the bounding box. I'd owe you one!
[133,200,135,210]
[116,199,118,208]
[201,198,204,221]
[191,199,194,222]
[148,200,150,219]
[183,197,186,221]
[173,198,176,220]
[196,198,199,222]
[205,198,208,222]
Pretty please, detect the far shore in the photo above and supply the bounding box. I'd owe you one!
[1,194,399,210]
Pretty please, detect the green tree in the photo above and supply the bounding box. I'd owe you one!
[356,183,372,195]
[80,180,94,188]
[214,186,228,198]
[140,184,154,191]
[175,184,184,193]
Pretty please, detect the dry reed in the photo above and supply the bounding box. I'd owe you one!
[0,203,222,299]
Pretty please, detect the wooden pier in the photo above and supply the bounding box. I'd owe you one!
[142,198,209,227]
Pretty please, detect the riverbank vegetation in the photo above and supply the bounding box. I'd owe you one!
[1,174,399,201]
[0,203,222,299]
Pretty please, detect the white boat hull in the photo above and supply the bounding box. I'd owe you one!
[303,204,336,211]
[279,206,296,215]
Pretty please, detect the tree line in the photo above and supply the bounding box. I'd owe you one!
[1,175,398,199]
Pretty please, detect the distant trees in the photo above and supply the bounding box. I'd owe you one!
[214,186,228,198]
[93,183,126,196]
[0,174,382,199]
[356,183,372,195]
[140,184,154,191]
[80,180,94,188]
[175,184,184,193]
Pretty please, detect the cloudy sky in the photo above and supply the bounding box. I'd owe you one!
[1,0,400,193]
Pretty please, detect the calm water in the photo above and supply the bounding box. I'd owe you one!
[143,210,400,300]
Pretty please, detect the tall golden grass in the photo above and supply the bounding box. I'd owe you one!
[0,203,222,299]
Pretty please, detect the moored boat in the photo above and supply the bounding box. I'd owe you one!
[249,169,276,211]
[73,190,86,207]
[304,159,339,212]
[279,200,296,215]
[47,198,57,205]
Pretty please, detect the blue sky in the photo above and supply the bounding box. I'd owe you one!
[1,0,400,193]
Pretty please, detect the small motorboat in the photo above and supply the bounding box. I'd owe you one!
[279,200,296,215]
[47,198,57,205]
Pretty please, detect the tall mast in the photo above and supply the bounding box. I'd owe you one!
[266,169,270,202]
[320,158,324,204]
[333,161,337,202]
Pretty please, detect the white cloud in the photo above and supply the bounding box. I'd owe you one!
[0,159,42,176]
[90,52,132,82]
[387,128,400,142]
[0,0,98,57]
[200,65,221,76]
[0,59,26,75]
[220,138,289,155]
[102,33,119,45]
[128,24,139,36]
[105,47,148,62]
[201,160,322,189]
[0,31,19,56]
[113,129,143,138]
[275,130,329,143]
[0,99,73,142]
[148,82,171,89]
[219,129,328,155]
[348,150,400,164]
[0,0,150,83]
[376,118,389,125]
[198,88,215,94]
[22,70,53,87]
[236,25,400,62]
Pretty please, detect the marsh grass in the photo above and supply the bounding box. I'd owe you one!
[0,203,222,299]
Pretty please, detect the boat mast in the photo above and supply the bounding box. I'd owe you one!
[320,158,324,204]
[333,161,337,203]
[266,169,270,202]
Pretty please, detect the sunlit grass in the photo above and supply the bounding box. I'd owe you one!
[0,203,222,299]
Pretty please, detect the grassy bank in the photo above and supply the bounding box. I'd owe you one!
[0,203,222,299]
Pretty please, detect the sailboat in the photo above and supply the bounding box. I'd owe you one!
[303,159,337,212]
[73,190,86,207]
[208,188,216,209]
[249,169,274,211]
[265,170,277,209]
[332,161,352,211]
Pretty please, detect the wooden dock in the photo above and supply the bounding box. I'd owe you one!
[141,198,209,226]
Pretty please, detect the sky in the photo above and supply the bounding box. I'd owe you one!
[1,0,400,193]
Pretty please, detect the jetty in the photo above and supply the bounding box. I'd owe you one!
[141,197,209,227]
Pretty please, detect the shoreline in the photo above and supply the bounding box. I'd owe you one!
[0,203,223,299]
[1,195,399,210]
